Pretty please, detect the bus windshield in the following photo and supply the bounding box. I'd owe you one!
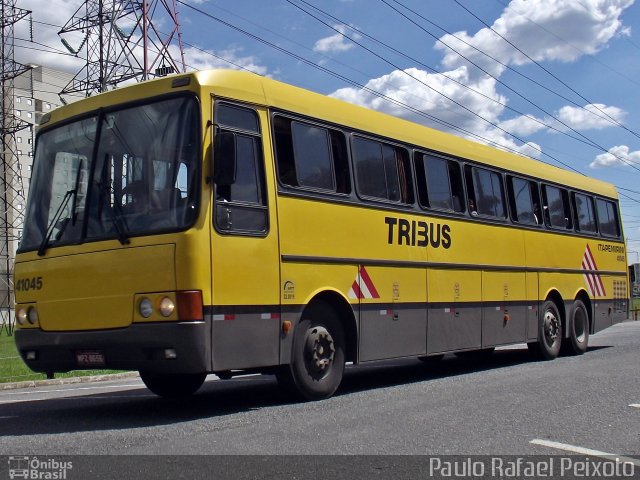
[20,95,200,253]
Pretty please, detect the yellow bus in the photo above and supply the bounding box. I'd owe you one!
[14,70,629,400]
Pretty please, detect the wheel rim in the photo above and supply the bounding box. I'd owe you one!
[304,326,335,380]
[543,309,560,347]
[574,307,587,344]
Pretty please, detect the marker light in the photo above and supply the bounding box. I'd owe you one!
[176,291,203,321]
[159,297,175,317]
[27,307,38,325]
[16,308,27,325]
[139,298,153,318]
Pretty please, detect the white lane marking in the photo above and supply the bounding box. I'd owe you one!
[531,439,640,466]
[629,404,640,409]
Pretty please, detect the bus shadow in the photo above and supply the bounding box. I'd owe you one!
[0,344,612,438]
[337,344,611,395]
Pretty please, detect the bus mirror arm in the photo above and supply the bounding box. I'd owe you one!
[212,127,237,186]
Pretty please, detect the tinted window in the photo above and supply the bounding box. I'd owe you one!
[574,193,597,233]
[273,116,349,194]
[415,154,463,212]
[465,166,506,218]
[542,185,572,230]
[291,122,335,190]
[216,104,259,133]
[596,198,620,237]
[214,104,267,234]
[352,137,413,203]
[508,177,541,225]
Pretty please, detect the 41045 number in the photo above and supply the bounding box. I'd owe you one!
[15,277,43,291]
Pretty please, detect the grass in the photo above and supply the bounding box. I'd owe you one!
[0,327,124,384]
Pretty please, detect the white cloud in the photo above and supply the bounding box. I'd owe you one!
[332,66,505,132]
[590,145,640,169]
[499,114,547,136]
[182,46,268,75]
[313,24,361,54]
[554,103,626,131]
[330,0,633,156]
[437,0,634,78]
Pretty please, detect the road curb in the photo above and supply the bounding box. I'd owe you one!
[0,371,140,391]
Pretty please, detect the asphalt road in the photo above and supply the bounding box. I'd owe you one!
[0,321,638,462]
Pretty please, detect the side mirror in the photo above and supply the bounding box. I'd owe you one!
[213,129,237,186]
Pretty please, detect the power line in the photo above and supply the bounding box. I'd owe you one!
[284,0,595,177]
[381,0,640,174]
[287,0,612,154]
[450,0,640,141]
[176,0,640,207]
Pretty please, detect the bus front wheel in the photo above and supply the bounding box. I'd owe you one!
[139,371,207,398]
[528,300,562,360]
[277,301,345,401]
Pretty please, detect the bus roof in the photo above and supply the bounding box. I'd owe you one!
[44,69,618,199]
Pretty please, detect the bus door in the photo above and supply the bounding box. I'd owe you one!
[209,102,281,371]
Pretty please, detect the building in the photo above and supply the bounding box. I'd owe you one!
[13,65,75,204]
[0,65,74,329]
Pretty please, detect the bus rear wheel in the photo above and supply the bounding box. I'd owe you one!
[528,300,562,360]
[276,301,345,401]
[562,299,589,355]
[139,371,207,398]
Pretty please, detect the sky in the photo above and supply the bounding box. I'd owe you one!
[12,0,640,262]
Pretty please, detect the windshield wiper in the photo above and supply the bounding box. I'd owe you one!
[37,159,85,257]
[37,189,76,256]
[94,154,130,245]
[97,179,130,245]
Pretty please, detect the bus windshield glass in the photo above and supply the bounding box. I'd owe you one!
[20,95,200,253]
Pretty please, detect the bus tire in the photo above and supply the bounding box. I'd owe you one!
[529,300,562,360]
[562,299,589,355]
[139,371,206,398]
[276,301,345,401]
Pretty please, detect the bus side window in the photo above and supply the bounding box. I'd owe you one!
[415,153,464,213]
[573,192,597,234]
[352,136,413,204]
[464,165,506,219]
[507,176,541,226]
[596,198,621,238]
[213,103,268,235]
[542,184,573,230]
[273,115,350,194]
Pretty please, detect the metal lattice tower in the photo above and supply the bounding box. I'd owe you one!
[59,0,186,98]
[1,0,31,336]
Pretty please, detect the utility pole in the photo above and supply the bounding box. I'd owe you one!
[0,0,31,336]
[59,0,186,100]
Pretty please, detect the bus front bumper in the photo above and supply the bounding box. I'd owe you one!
[14,321,211,375]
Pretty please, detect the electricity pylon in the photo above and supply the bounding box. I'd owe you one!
[59,0,186,99]
[0,0,31,335]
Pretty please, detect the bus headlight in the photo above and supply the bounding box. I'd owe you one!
[16,308,27,325]
[139,298,153,318]
[27,307,39,325]
[159,297,175,317]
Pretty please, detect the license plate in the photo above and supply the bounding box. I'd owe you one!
[76,350,106,367]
